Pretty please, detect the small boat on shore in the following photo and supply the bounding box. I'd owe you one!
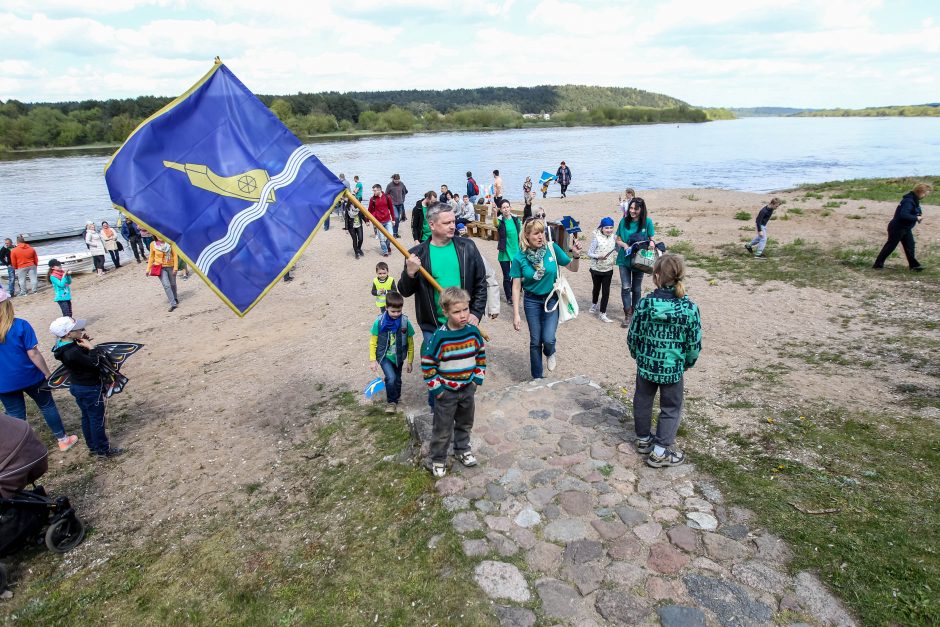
[0,253,95,279]
[20,226,85,243]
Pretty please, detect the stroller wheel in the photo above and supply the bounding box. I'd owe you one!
[45,515,86,553]
[0,562,7,591]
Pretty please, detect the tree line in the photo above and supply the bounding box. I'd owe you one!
[0,85,703,151]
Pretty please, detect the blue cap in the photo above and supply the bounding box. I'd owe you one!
[599,217,615,228]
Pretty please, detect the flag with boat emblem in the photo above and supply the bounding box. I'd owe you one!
[104,61,345,316]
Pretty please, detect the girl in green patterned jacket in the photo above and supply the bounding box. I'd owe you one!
[627,253,702,468]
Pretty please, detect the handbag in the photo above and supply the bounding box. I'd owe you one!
[544,245,579,323]
[148,264,162,277]
[116,241,124,252]
[631,246,658,274]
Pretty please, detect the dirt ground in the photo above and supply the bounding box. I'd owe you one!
[8,187,937,540]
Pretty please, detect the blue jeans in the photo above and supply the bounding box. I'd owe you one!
[69,383,109,454]
[523,292,559,379]
[5,266,15,296]
[749,227,768,254]
[378,221,393,254]
[380,357,403,404]
[619,265,645,312]
[393,204,405,237]
[0,381,67,439]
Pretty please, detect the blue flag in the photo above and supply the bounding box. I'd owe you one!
[104,62,345,316]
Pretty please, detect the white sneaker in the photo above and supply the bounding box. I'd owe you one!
[589,304,598,314]
[546,354,557,371]
[599,313,613,323]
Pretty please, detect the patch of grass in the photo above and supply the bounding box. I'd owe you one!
[677,239,940,290]
[687,402,940,625]
[682,193,700,201]
[787,207,804,215]
[819,210,833,217]
[893,383,940,410]
[798,176,940,205]
[666,227,682,237]
[823,200,845,208]
[3,396,496,626]
[734,210,751,221]
[598,463,614,478]
[847,215,864,220]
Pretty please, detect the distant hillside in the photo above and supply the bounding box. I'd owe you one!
[729,107,816,117]
[794,104,940,117]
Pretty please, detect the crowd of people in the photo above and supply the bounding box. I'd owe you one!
[1,168,929,480]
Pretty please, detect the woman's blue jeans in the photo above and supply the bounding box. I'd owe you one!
[523,292,559,379]
[0,381,67,439]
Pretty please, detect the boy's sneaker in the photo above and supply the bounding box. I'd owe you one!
[385,403,397,414]
[589,304,598,314]
[430,462,447,478]
[599,313,613,323]
[57,435,79,452]
[635,436,654,454]
[546,354,557,371]
[744,243,753,254]
[455,451,478,467]
[647,448,685,468]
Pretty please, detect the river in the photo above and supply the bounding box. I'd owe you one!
[1,116,938,255]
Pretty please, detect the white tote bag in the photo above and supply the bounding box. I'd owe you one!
[544,245,579,323]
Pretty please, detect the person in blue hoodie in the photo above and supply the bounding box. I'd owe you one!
[873,182,931,271]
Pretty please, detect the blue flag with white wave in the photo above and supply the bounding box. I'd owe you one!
[104,62,345,316]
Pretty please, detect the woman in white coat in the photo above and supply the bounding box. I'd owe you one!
[84,222,106,276]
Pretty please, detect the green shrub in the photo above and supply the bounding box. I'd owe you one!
[734,211,751,221]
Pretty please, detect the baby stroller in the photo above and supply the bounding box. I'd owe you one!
[0,414,86,591]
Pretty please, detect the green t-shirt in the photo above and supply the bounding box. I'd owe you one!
[421,207,432,242]
[370,317,415,364]
[498,217,520,262]
[615,217,655,266]
[510,242,571,296]
[429,240,461,323]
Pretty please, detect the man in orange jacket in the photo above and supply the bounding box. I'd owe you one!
[10,236,39,295]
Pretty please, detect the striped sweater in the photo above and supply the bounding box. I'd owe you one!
[421,323,486,395]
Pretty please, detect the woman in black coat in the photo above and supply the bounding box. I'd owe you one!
[873,182,931,271]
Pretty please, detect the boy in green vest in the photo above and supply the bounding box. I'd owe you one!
[372,261,396,313]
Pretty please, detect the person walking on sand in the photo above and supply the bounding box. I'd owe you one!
[369,291,415,414]
[399,203,488,407]
[386,174,409,238]
[1,238,16,297]
[50,317,124,459]
[10,236,39,295]
[147,238,179,311]
[101,221,122,268]
[744,198,782,259]
[556,161,572,198]
[873,182,931,272]
[628,253,701,468]
[588,217,618,323]
[123,220,146,263]
[47,259,73,318]
[496,201,521,305]
[84,222,106,276]
[0,288,79,452]
[511,217,582,380]
[368,184,395,257]
[523,177,535,221]
[615,198,655,328]
[619,188,636,218]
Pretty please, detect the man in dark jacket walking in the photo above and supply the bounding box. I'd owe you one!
[556,161,572,198]
[873,182,931,271]
[386,174,409,238]
[1,238,15,296]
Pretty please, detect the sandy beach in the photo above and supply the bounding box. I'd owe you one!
[6,186,937,540]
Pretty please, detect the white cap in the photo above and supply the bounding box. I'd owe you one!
[49,317,87,338]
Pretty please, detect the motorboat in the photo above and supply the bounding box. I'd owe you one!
[36,253,95,277]
[19,227,85,244]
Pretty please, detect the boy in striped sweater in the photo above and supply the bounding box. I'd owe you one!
[422,287,486,478]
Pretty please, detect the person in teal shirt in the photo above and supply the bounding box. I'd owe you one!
[615,197,655,328]
[510,218,582,379]
[496,201,521,305]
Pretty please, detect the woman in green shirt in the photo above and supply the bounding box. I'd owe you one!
[615,197,655,328]
[510,218,582,379]
[496,201,521,306]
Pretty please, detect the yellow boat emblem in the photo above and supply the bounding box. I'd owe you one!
[163,161,276,203]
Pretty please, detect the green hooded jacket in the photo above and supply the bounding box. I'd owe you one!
[627,287,701,384]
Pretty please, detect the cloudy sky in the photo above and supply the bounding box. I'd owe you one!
[1,0,937,108]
